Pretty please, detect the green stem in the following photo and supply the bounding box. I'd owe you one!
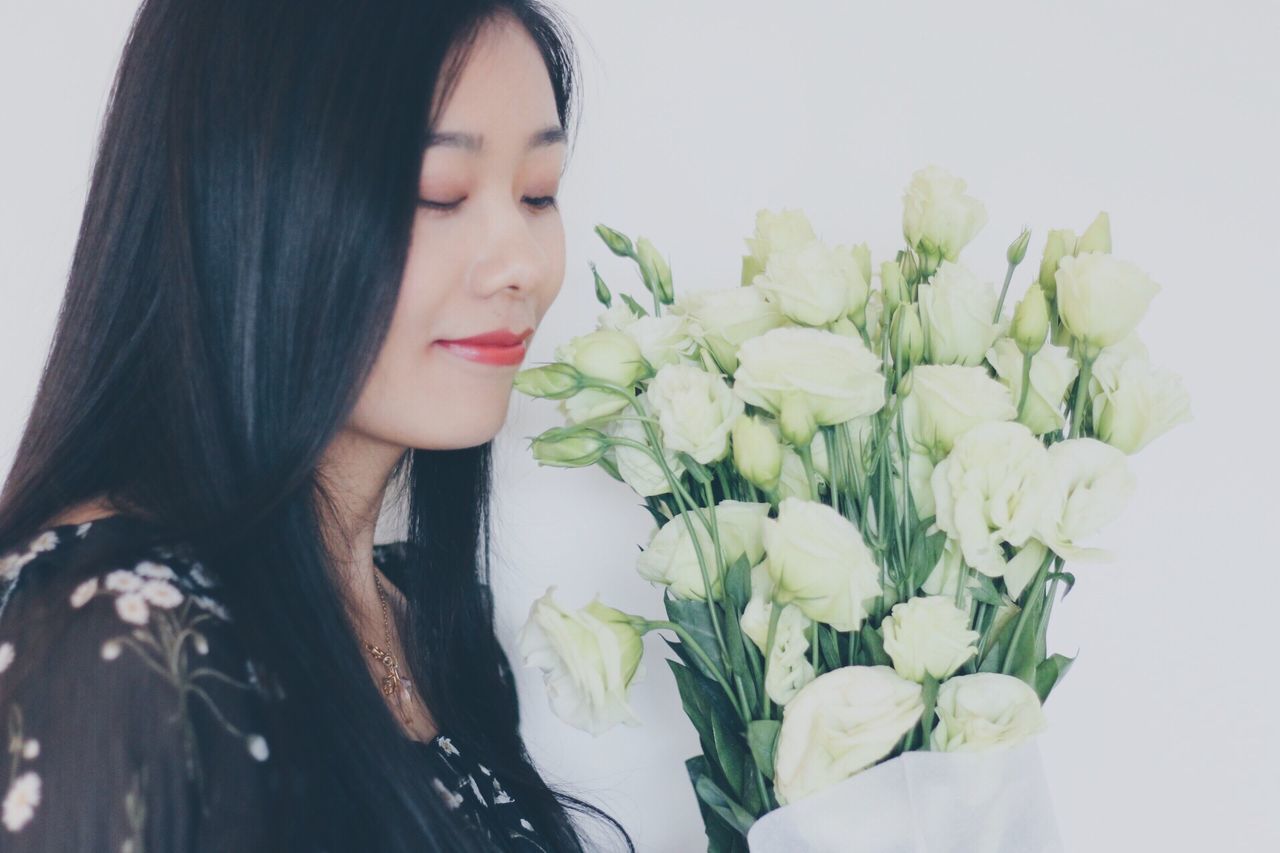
[761,604,782,720]
[1015,350,1033,422]
[993,260,1016,322]
[643,620,741,716]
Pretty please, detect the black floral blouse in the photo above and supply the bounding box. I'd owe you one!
[0,515,550,851]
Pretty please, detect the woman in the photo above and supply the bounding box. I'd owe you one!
[0,0,631,850]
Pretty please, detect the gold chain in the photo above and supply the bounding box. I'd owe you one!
[363,570,414,727]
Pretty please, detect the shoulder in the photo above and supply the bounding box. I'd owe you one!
[0,519,277,843]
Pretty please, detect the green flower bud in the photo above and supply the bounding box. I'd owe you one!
[594,224,634,258]
[530,426,609,468]
[741,253,765,287]
[1077,211,1111,254]
[1007,227,1032,266]
[899,250,921,287]
[881,260,907,314]
[591,263,612,308]
[636,237,674,304]
[849,242,873,292]
[889,303,925,371]
[731,413,783,492]
[1011,283,1049,355]
[513,362,583,399]
[778,393,818,448]
[1037,228,1077,299]
[581,600,646,683]
[560,329,646,387]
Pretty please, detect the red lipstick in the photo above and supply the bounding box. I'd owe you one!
[434,328,533,366]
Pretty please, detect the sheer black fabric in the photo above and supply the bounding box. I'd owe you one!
[0,515,550,851]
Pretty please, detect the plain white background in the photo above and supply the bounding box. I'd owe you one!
[2,2,1277,851]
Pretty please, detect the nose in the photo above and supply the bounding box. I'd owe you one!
[472,201,550,300]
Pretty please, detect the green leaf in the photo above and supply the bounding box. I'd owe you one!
[668,659,711,739]
[906,529,947,593]
[859,622,892,667]
[1034,652,1077,703]
[723,554,754,614]
[818,624,842,672]
[694,772,755,835]
[685,756,748,853]
[919,673,940,748]
[1046,570,1077,597]
[619,292,649,319]
[746,720,781,781]
[969,573,1005,607]
[665,596,726,681]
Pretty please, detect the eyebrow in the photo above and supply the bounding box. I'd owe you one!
[423,124,567,153]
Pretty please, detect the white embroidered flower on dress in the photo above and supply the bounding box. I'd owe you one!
[104,570,143,593]
[431,778,464,810]
[0,551,37,580]
[492,779,513,805]
[75,522,93,538]
[20,740,38,760]
[191,595,230,621]
[436,736,459,756]
[114,593,150,625]
[1,770,41,832]
[135,561,176,581]
[0,643,13,673]
[520,819,534,831]
[29,532,58,553]
[69,577,99,608]
[139,579,183,608]
[101,640,122,661]
[246,735,270,761]
[188,562,216,588]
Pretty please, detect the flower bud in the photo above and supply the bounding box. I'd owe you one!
[1011,282,1050,355]
[1037,229,1076,299]
[741,253,765,287]
[899,250,920,287]
[594,224,634,257]
[848,242,872,294]
[514,362,583,399]
[889,304,924,371]
[558,329,646,387]
[731,413,783,492]
[1006,227,1032,266]
[881,260,907,314]
[636,237,674,304]
[778,393,818,448]
[1076,211,1111,254]
[591,263,612,308]
[530,426,609,468]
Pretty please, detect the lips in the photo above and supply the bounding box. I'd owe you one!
[433,328,533,366]
[438,328,533,347]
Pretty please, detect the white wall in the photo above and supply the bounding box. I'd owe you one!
[3,2,1277,851]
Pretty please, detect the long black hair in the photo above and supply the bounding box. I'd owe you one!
[0,0,630,850]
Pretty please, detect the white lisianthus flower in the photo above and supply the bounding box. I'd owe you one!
[733,327,886,430]
[773,666,925,805]
[922,539,985,607]
[604,396,686,497]
[1054,252,1161,354]
[900,364,1016,460]
[645,363,744,465]
[636,501,771,600]
[763,418,831,500]
[916,261,1001,366]
[901,165,988,263]
[553,328,648,388]
[745,208,819,270]
[558,387,630,426]
[1088,345,1192,454]
[671,286,786,376]
[1035,438,1136,561]
[754,239,865,328]
[623,313,702,372]
[518,588,646,736]
[740,561,816,705]
[930,672,1048,752]
[930,421,1055,579]
[763,497,882,632]
[595,301,639,332]
[986,338,1078,435]
[881,595,980,683]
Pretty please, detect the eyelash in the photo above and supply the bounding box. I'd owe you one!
[417,196,558,212]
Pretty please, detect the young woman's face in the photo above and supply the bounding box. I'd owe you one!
[349,15,567,452]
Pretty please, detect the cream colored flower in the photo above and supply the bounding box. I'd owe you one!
[104,569,143,593]
[745,208,819,270]
[930,672,1048,752]
[100,640,122,661]
[986,338,1078,435]
[901,165,988,262]
[917,261,1001,366]
[1055,252,1160,354]
[930,421,1055,578]
[554,329,647,387]
[733,326,885,429]
[114,592,151,626]
[754,239,864,327]
[140,579,184,609]
[645,363,744,465]
[1088,343,1192,454]
[29,531,58,553]
[605,400,686,497]
[20,740,38,760]
[518,589,646,735]
[671,286,785,376]
[900,364,1016,460]
[740,561,815,705]
[134,561,177,580]
[1035,438,1135,561]
[881,596,979,683]
[624,313,702,371]
[558,387,630,426]
[1,771,41,832]
[636,501,770,600]
[763,497,882,632]
[773,666,924,805]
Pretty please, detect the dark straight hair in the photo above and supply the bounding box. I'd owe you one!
[0,0,630,850]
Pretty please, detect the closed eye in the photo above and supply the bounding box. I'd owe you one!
[416,196,559,212]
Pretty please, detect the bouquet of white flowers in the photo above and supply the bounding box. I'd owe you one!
[514,165,1192,852]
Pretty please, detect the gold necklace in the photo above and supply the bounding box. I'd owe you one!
[363,570,414,728]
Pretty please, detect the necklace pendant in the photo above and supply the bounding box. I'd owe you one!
[380,673,399,697]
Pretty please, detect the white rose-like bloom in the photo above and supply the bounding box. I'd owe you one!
[645,363,744,465]
[518,589,646,736]
[745,208,819,269]
[672,286,786,376]
[986,338,1079,435]
[900,364,1016,460]
[930,672,1048,752]
[733,327,886,428]
[740,561,816,705]
[930,421,1055,578]
[754,239,865,327]
[596,301,640,332]
[763,497,882,632]
[604,396,686,497]
[623,313,702,372]
[636,500,771,600]
[553,328,647,387]
[916,261,1001,366]
[558,387,630,426]
[1088,346,1192,454]
[773,666,925,805]
[881,595,980,683]
[901,165,988,262]
[1035,437,1136,561]
[1055,252,1161,353]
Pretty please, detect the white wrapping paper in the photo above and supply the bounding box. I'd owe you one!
[746,739,1064,853]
